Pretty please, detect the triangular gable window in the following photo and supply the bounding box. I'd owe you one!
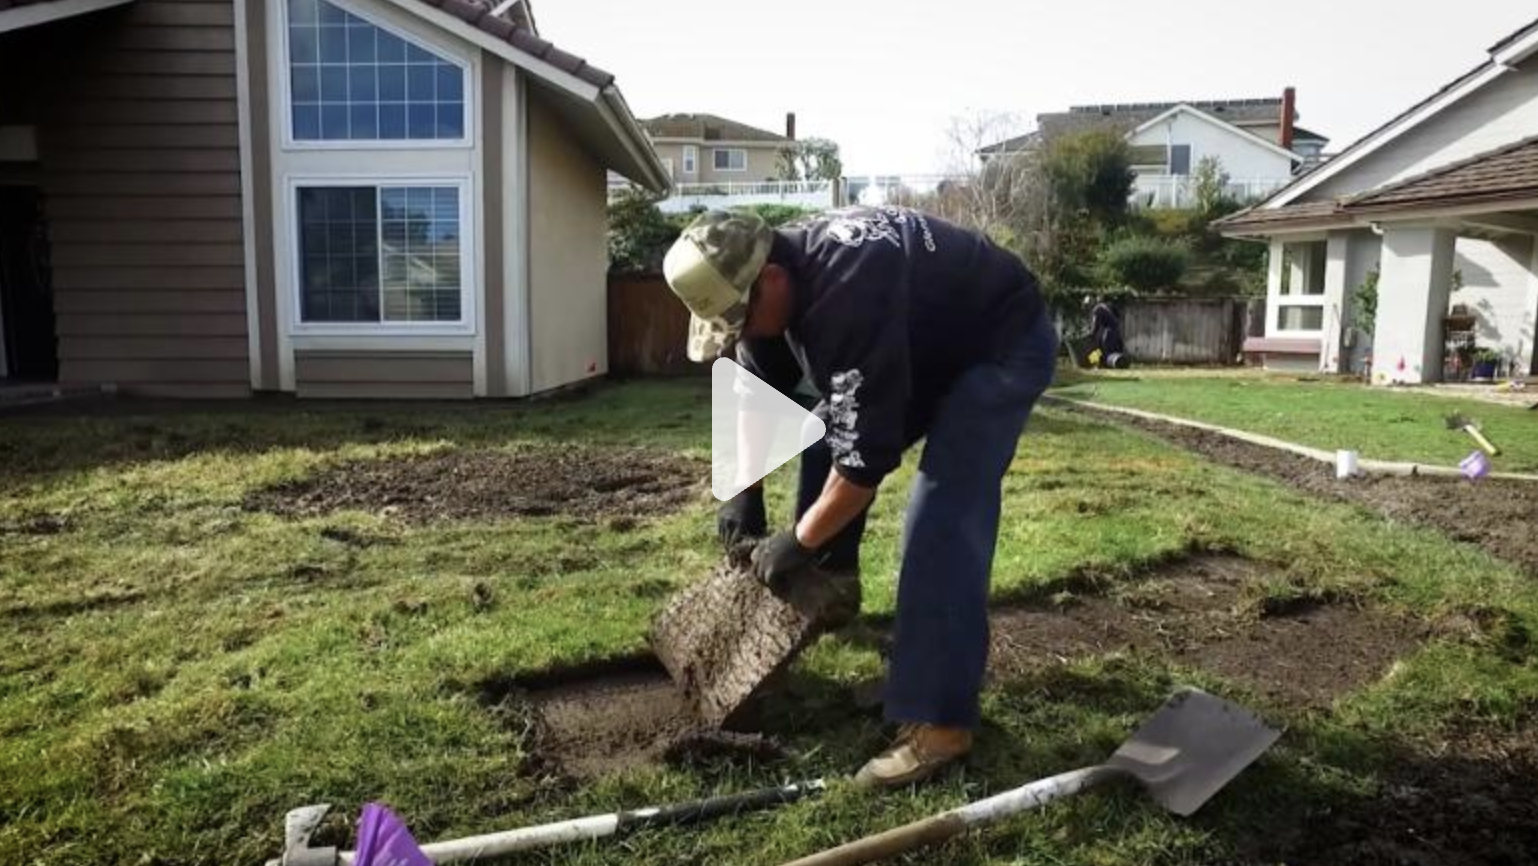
[286,0,466,142]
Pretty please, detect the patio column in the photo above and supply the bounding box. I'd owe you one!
[1263,239,1286,336]
[1373,225,1457,385]
[1523,239,1538,376]
[1319,232,1351,373]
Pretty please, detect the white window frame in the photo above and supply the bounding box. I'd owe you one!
[682,144,698,175]
[1275,300,1327,335]
[278,0,474,151]
[713,147,747,172]
[286,173,476,337]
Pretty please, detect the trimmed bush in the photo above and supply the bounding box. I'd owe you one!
[1098,235,1190,292]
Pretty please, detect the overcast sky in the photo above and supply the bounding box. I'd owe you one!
[535,0,1536,176]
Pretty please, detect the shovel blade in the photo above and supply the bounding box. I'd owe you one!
[1106,688,1280,816]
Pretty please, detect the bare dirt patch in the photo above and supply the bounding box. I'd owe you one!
[1252,727,1538,866]
[481,657,784,781]
[246,446,704,524]
[989,556,1422,708]
[1074,407,1538,576]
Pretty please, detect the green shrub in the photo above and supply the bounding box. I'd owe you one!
[1098,235,1190,292]
[607,189,685,274]
[744,203,816,227]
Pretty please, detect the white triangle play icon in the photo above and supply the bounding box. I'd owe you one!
[711,357,827,502]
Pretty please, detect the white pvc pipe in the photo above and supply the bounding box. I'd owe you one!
[1052,397,1538,483]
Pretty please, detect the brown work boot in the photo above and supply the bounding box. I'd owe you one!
[853,723,973,789]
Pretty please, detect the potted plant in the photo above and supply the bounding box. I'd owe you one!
[1472,347,1502,381]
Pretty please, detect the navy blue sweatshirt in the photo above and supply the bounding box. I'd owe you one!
[771,206,1045,487]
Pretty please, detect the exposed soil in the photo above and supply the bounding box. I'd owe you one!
[484,657,784,781]
[493,556,1420,779]
[1073,407,1538,575]
[1249,727,1538,866]
[246,446,704,524]
[987,556,1422,708]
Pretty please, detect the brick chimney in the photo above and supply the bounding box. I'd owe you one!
[785,112,797,141]
[1280,87,1296,151]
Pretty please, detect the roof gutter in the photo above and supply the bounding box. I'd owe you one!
[598,85,671,194]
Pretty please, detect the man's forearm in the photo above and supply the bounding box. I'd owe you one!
[795,471,876,549]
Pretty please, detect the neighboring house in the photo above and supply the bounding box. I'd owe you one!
[639,112,794,185]
[979,90,1328,209]
[0,0,667,399]
[1218,18,1538,383]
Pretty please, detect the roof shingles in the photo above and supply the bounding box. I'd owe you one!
[640,113,788,143]
[414,0,614,88]
[1220,135,1538,232]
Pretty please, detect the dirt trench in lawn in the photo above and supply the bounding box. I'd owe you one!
[1073,406,1538,576]
[485,555,1421,780]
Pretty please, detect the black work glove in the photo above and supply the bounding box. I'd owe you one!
[717,487,767,548]
[750,529,816,589]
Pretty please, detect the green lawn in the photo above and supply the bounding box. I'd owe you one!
[1053,373,1538,472]
[1,380,1536,864]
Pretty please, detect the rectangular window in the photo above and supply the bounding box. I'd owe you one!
[287,0,467,144]
[1277,305,1324,332]
[662,157,675,179]
[683,145,698,174]
[713,148,747,172]
[297,184,464,325]
[1169,144,1192,176]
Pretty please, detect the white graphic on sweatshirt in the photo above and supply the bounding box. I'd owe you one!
[826,369,866,469]
[822,207,937,254]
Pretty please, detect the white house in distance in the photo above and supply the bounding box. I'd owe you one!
[1219,18,1538,383]
[979,91,1328,209]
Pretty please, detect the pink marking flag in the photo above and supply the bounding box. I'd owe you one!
[353,803,432,866]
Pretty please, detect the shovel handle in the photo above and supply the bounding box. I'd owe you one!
[780,767,1115,866]
[1464,426,1501,456]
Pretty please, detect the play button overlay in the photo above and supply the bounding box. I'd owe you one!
[711,357,826,502]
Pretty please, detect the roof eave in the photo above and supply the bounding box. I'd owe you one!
[375,0,667,192]
[0,0,134,35]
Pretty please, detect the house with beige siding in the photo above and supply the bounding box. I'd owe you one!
[0,0,667,399]
[639,112,793,185]
[1219,17,1538,383]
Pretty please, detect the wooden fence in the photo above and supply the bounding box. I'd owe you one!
[610,275,1262,373]
[608,273,699,376]
[1120,297,1258,365]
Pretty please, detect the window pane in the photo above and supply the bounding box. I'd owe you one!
[1170,144,1192,176]
[298,186,381,323]
[1278,306,1324,331]
[380,186,461,323]
[287,0,466,142]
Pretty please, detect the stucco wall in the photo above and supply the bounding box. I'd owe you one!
[1309,61,1538,199]
[1452,235,1536,365]
[1127,112,1296,180]
[527,93,608,393]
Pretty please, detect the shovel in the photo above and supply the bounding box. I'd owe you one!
[781,689,1280,866]
[1446,413,1501,456]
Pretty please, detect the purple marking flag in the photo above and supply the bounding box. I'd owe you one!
[353,803,432,866]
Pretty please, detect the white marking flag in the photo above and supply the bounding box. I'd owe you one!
[711,357,826,502]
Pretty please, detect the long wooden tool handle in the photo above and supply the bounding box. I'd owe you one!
[1465,427,1501,456]
[781,767,1115,866]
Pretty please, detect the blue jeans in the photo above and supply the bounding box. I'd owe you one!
[881,313,1057,727]
[762,312,1056,726]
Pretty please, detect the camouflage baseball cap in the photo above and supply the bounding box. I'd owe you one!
[663,209,773,362]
